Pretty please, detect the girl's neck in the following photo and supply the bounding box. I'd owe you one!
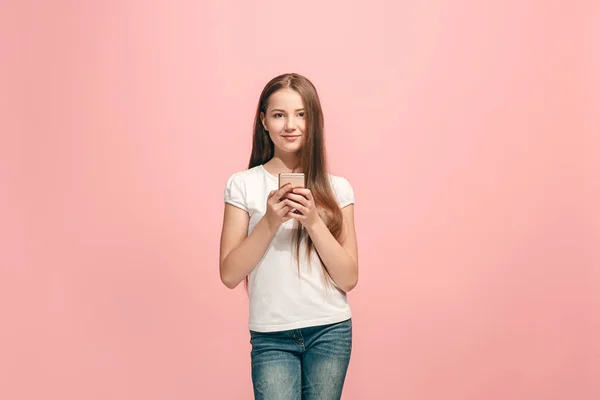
[264,154,301,175]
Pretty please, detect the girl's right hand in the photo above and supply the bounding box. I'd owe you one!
[264,184,294,232]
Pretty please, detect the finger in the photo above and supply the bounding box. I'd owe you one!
[275,205,291,218]
[287,211,306,220]
[285,193,310,206]
[284,199,308,215]
[293,188,313,201]
[274,184,293,200]
[268,190,276,199]
[275,199,293,211]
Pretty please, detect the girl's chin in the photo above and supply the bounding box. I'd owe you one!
[275,142,303,153]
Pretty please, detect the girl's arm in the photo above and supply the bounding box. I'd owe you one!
[219,185,293,289]
[304,205,359,292]
[219,205,276,289]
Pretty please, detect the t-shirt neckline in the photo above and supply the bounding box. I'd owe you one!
[259,164,278,181]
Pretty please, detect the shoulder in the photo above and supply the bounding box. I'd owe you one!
[327,173,355,208]
[224,166,264,210]
[225,165,263,185]
[328,173,353,191]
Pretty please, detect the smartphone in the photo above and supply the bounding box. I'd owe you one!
[278,173,305,214]
[278,172,305,189]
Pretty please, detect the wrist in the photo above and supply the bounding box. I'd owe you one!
[304,214,325,234]
[261,216,279,236]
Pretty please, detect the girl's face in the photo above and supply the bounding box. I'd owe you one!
[261,88,306,155]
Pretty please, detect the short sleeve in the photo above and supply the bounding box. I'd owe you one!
[224,173,248,211]
[335,177,354,208]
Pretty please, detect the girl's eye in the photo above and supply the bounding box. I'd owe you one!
[298,112,305,118]
[274,113,284,118]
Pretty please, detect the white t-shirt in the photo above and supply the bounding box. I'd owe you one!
[223,164,354,332]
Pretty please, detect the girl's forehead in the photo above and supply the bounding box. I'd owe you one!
[268,89,304,109]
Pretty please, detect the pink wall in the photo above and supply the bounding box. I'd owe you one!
[2,1,599,399]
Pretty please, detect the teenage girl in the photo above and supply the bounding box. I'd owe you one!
[219,73,359,399]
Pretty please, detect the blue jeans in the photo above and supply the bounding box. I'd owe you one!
[249,318,352,400]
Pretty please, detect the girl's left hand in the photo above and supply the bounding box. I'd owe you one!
[283,188,321,228]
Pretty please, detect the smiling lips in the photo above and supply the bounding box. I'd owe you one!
[283,135,301,141]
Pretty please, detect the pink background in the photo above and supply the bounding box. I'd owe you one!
[2,1,599,399]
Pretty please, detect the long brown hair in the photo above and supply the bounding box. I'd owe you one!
[248,73,343,285]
